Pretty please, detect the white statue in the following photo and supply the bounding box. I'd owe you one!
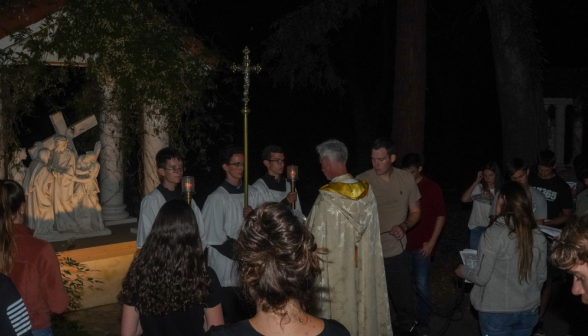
[72,143,104,232]
[24,148,55,235]
[9,148,28,186]
[48,135,78,232]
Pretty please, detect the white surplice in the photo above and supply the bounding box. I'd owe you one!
[201,186,261,287]
[136,188,204,248]
[252,178,302,210]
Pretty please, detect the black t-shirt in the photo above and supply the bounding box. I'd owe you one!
[205,318,350,336]
[529,173,574,220]
[0,274,32,336]
[135,267,223,336]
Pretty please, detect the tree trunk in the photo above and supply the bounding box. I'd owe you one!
[392,0,426,162]
[484,0,547,165]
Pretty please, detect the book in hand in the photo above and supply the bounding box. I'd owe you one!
[538,225,561,238]
[460,249,478,283]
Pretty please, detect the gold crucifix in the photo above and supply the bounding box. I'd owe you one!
[230,46,261,207]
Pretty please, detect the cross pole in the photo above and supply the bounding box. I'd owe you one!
[230,46,261,207]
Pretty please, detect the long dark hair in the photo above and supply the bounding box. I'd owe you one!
[497,181,537,284]
[0,180,26,275]
[118,200,210,315]
[481,161,503,193]
[236,203,322,316]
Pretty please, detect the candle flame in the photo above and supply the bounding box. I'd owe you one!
[185,183,192,188]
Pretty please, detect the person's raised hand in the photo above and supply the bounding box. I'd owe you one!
[476,171,483,183]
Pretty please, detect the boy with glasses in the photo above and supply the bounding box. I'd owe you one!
[252,145,301,212]
[202,144,262,323]
[136,147,204,248]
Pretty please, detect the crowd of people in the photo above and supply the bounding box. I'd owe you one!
[2,139,588,336]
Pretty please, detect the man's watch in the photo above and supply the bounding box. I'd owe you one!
[402,222,410,232]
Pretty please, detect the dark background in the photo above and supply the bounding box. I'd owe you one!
[16,0,588,215]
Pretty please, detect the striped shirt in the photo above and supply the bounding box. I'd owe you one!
[1,274,32,336]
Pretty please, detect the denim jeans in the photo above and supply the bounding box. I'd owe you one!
[32,328,53,336]
[409,250,431,323]
[470,226,486,251]
[478,310,539,336]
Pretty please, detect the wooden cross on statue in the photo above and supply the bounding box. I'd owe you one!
[28,112,98,158]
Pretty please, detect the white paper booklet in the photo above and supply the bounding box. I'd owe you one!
[538,225,562,238]
[460,249,478,283]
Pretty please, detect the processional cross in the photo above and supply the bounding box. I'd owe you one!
[27,112,98,158]
[231,47,261,206]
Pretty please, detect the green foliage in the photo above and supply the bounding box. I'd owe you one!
[0,0,224,168]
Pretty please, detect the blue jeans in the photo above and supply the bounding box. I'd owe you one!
[409,250,431,323]
[32,328,53,336]
[470,226,486,251]
[478,310,539,336]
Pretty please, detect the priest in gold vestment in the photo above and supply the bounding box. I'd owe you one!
[307,139,392,336]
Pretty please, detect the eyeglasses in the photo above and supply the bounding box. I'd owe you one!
[164,166,186,173]
[268,159,286,165]
[228,162,244,168]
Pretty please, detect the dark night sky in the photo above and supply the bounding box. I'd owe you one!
[15,0,588,215]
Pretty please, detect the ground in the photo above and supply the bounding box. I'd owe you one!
[59,193,575,336]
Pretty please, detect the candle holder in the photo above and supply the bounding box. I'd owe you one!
[182,176,195,205]
[287,165,298,209]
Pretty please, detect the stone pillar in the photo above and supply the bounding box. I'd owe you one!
[142,109,168,196]
[544,98,573,167]
[99,84,129,221]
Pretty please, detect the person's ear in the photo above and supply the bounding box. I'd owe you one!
[263,160,270,169]
[526,168,530,176]
[19,202,25,214]
[419,166,423,173]
[222,163,229,172]
[390,154,397,164]
[157,167,165,177]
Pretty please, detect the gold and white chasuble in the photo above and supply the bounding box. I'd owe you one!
[307,174,392,336]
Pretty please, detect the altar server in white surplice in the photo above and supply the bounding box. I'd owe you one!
[202,144,262,323]
[252,145,302,213]
[136,147,204,248]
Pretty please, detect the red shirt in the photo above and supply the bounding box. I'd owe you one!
[9,225,69,330]
[407,176,446,251]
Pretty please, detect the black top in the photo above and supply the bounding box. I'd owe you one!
[261,173,287,192]
[221,180,244,194]
[135,267,223,336]
[529,173,574,220]
[205,318,350,336]
[0,274,32,336]
[156,183,183,202]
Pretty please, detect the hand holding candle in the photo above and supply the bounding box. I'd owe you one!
[287,165,299,209]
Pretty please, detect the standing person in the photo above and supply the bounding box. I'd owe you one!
[528,150,573,336]
[119,200,223,336]
[136,147,204,248]
[305,139,392,336]
[550,217,588,304]
[401,153,446,336]
[0,180,69,335]
[461,162,503,250]
[252,145,301,211]
[207,203,351,336]
[357,138,418,335]
[456,181,547,336]
[201,144,262,323]
[490,158,547,225]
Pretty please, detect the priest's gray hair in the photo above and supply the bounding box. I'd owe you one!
[316,139,348,163]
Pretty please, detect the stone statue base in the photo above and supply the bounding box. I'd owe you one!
[35,227,112,243]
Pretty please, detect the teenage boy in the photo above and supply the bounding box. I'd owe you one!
[201,144,262,323]
[401,153,446,336]
[252,145,301,211]
[529,150,573,336]
[136,147,204,248]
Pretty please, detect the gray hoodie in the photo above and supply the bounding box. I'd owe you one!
[459,218,547,313]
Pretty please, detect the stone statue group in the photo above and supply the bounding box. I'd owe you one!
[11,135,105,237]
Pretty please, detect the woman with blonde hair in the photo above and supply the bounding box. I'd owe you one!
[456,181,547,336]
